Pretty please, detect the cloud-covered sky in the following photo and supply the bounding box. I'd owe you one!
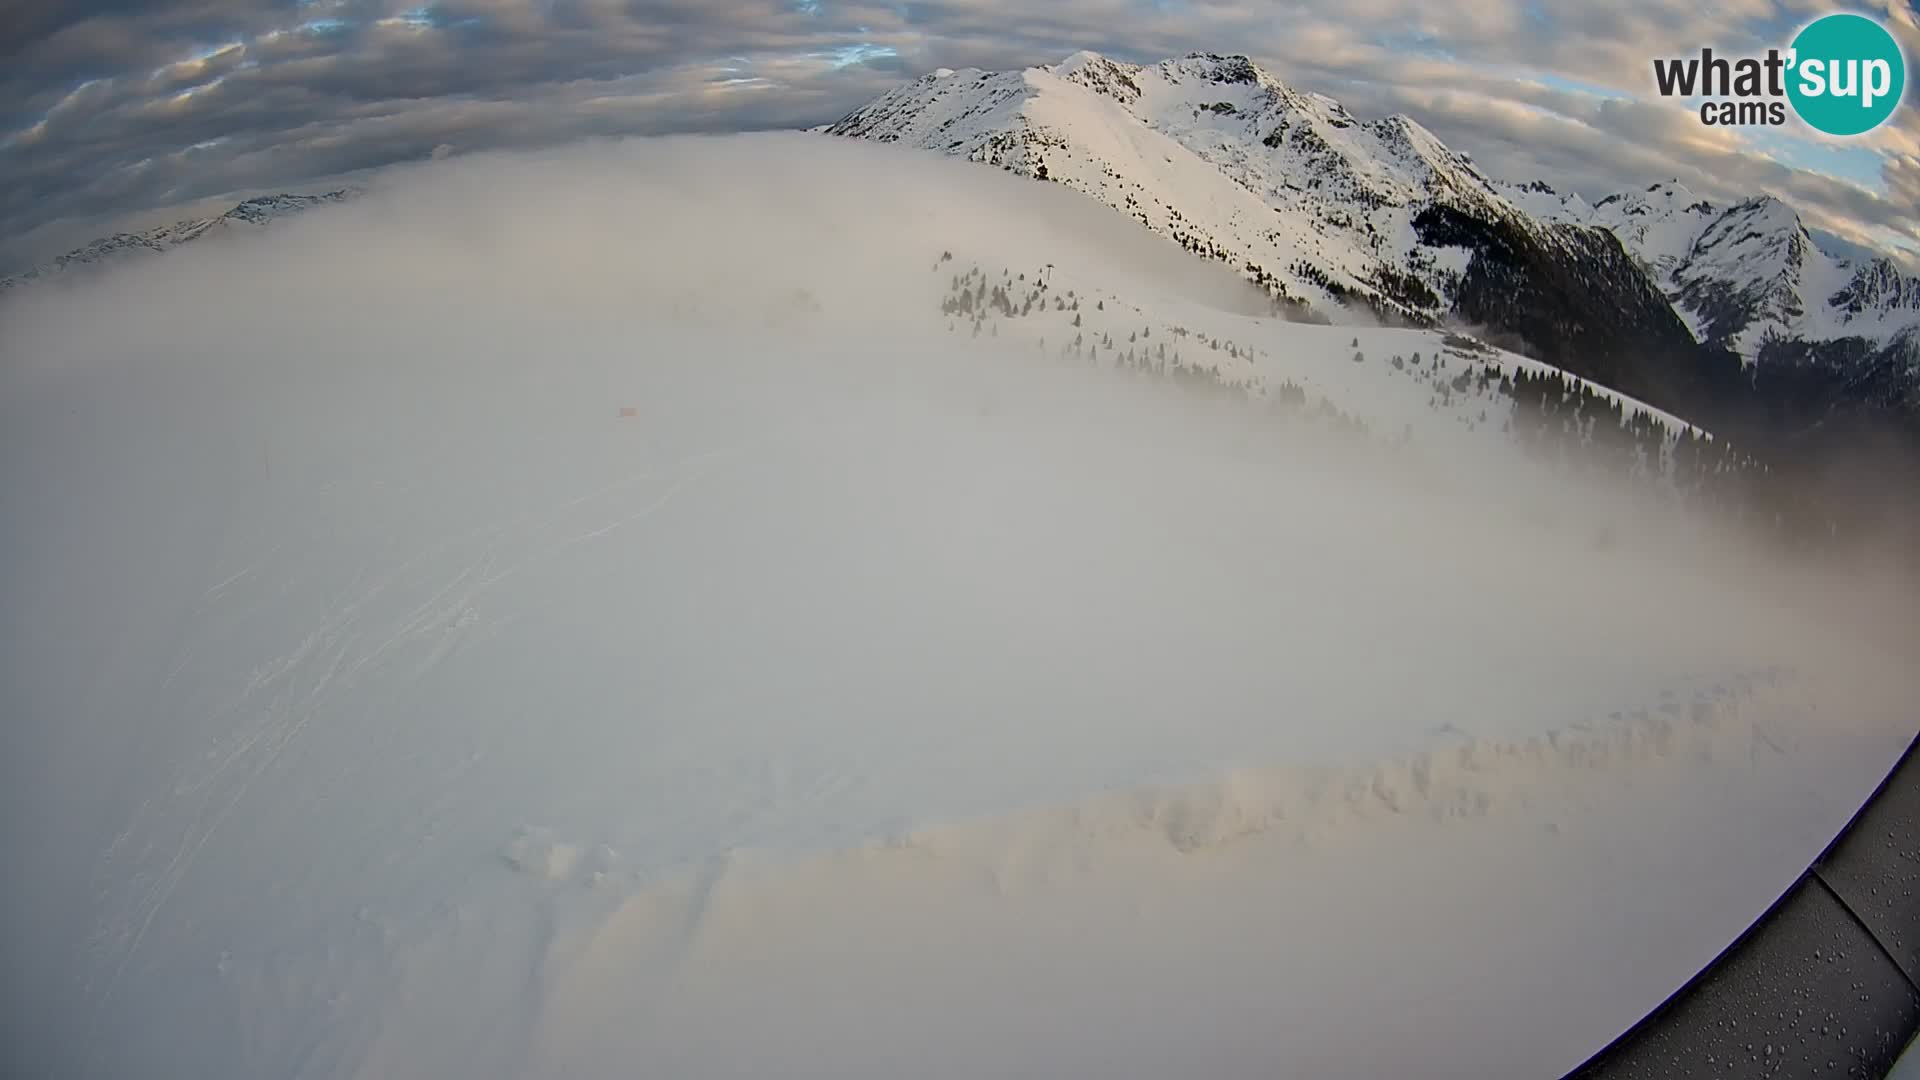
[3,0,1918,267]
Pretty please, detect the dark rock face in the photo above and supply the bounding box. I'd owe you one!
[1411,203,1706,407]
[1830,258,1920,318]
[1751,331,1920,424]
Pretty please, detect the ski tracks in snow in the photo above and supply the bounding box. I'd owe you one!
[78,430,793,1061]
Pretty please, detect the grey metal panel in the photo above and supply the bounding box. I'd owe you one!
[1568,876,1919,1078]
[1564,734,1920,1080]
[1815,742,1920,990]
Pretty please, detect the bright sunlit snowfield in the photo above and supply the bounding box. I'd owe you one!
[3,135,1917,1080]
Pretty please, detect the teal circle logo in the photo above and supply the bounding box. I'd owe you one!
[1787,13,1905,136]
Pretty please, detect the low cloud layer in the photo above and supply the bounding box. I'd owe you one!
[4,135,1917,1080]
[3,1,1919,267]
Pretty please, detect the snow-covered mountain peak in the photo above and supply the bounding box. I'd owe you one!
[1033,51,1496,215]
[825,49,1684,352]
[1514,173,1918,359]
[1661,194,1814,350]
[221,190,358,224]
[822,50,1920,418]
[1049,48,1110,73]
[1365,112,1501,205]
[1049,50,1148,102]
[1689,195,1810,271]
[1594,180,1715,221]
[1831,256,1920,318]
[1498,178,1595,222]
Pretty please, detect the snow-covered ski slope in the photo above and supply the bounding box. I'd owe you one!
[3,135,1916,1080]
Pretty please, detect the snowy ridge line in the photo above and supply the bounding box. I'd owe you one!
[0,188,362,293]
[504,662,1837,1075]
[882,666,1802,862]
[506,665,1811,905]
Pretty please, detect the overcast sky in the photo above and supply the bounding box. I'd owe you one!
[3,0,1918,267]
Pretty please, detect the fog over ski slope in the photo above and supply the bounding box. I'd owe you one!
[2,134,1916,1080]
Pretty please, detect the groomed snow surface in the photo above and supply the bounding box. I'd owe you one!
[3,135,1917,1080]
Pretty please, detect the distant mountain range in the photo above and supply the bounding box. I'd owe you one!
[821,51,1920,426]
[0,189,360,293]
[1505,179,1920,360]
[8,51,1918,436]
